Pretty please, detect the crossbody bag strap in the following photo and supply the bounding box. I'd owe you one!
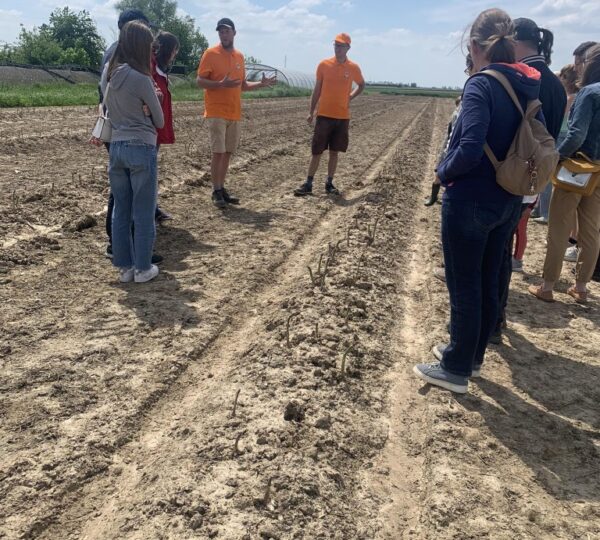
[101,81,111,112]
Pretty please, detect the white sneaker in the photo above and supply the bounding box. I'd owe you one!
[564,246,578,262]
[119,267,134,283]
[134,264,159,283]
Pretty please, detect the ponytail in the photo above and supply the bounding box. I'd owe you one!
[470,9,516,65]
[538,28,554,65]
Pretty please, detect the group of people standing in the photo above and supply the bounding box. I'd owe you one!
[414,9,600,394]
[95,10,364,283]
[95,8,598,396]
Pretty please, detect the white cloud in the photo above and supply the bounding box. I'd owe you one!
[0,9,23,45]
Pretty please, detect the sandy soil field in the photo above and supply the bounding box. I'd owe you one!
[0,96,598,539]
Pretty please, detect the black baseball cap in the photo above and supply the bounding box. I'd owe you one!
[216,18,235,31]
[513,18,540,42]
[118,9,152,30]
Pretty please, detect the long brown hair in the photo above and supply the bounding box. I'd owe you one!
[108,20,154,80]
[153,31,180,72]
[580,44,600,87]
[558,64,578,94]
[470,9,516,64]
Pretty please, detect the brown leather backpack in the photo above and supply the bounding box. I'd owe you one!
[480,69,559,196]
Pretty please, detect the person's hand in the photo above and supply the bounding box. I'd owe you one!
[142,104,151,116]
[261,73,277,87]
[434,175,441,185]
[220,75,242,88]
[89,136,103,147]
[307,112,315,126]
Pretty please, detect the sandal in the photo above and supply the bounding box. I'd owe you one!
[528,284,554,303]
[567,286,588,304]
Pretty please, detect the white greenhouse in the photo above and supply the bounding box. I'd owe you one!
[245,63,315,90]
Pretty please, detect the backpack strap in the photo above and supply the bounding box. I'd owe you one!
[476,69,525,168]
[480,69,525,117]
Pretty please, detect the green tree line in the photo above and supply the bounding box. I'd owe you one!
[0,8,106,68]
[0,0,211,71]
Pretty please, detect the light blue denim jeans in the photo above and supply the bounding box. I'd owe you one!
[108,140,157,271]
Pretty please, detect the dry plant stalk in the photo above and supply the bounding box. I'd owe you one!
[367,217,380,246]
[286,312,300,347]
[340,343,353,377]
[308,251,331,289]
[233,432,242,457]
[231,389,241,418]
[263,478,273,506]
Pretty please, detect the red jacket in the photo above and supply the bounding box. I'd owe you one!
[152,58,175,144]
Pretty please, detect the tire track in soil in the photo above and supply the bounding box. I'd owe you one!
[35,102,436,540]
[364,98,451,538]
[0,97,430,539]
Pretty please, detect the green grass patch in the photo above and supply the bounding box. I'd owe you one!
[170,82,311,101]
[0,81,311,107]
[0,82,99,107]
[366,86,460,99]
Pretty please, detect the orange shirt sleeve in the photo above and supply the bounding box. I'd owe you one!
[197,50,213,78]
[316,61,325,82]
[353,64,365,85]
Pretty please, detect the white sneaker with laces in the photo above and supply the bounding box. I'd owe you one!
[564,246,578,262]
[134,264,159,283]
[119,267,134,283]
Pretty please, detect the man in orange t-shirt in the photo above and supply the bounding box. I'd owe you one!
[197,18,276,208]
[294,33,365,196]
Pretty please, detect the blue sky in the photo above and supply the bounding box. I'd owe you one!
[0,0,596,87]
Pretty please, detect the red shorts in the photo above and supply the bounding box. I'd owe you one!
[311,116,350,155]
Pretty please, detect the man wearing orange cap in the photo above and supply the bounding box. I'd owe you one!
[197,17,277,208]
[294,33,365,196]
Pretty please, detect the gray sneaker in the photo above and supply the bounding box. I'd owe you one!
[511,257,523,272]
[432,343,447,361]
[413,362,468,393]
[433,344,480,378]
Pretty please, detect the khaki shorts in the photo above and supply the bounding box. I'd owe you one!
[206,118,241,154]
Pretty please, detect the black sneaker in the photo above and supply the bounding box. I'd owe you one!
[212,189,227,208]
[105,244,113,259]
[294,182,313,196]
[325,182,340,195]
[151,253,164,264]
[222,188,240,205]
[155,207,173,223]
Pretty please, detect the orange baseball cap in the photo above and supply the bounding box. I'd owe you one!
[334,33,351,45]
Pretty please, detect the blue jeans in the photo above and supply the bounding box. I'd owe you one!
[441,198,521,376]
[109,140,157,271]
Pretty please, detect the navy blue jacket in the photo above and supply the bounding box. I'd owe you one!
[558,82,600,161]
[438,63,543,202]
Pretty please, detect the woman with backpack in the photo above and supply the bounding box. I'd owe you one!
[101,21,164,283]
[529,44,600,303]
[413,8,545,394]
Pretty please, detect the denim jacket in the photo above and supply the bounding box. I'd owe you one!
[558,82,600,161]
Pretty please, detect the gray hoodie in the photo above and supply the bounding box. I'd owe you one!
[101,63,164,146]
